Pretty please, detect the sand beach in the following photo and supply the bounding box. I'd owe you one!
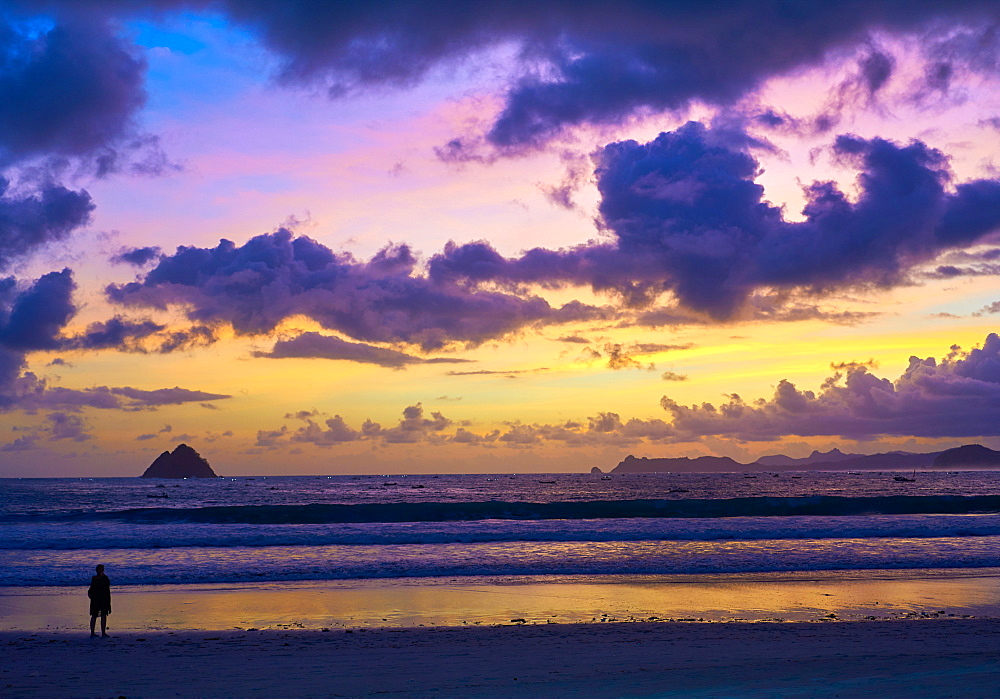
[4,619,1000,697]
[4,572,1000,696]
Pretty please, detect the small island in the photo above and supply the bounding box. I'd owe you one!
[140,444,219,478]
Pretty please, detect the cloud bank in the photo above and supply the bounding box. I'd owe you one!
[257,334,1000,450]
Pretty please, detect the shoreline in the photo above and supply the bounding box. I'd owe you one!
[4,620,1000,696]
[4,568,1000,633]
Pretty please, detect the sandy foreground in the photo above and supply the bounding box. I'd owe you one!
[2,620,1000,697]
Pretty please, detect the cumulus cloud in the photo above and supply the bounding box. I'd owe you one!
[260,403,453,447]
[111,246,161,266]
[107,229,606,350]
[660,333,1000,440]
[0,182,94,270]
[0,9,154,174]
[257,402,675,450]
[254,332,473,368]
[0,410,94,449]
[62,316,166,351]
[254,334,1000,450]
[44,412,91,441]
[0,270,185,411]
[430,123,1000,317]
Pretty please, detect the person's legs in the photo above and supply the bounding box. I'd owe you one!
[90,615,97,637]
[100,612,108,637]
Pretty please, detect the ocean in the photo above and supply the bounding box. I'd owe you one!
[3,470,1000,588]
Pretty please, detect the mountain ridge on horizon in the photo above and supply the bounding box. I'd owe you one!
[608,444,1000,474]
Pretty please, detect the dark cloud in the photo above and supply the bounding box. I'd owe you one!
[10,1,1000,161]
[598,342,691,371]
[0,433,36,451]
[290,415,360,446]
[0,268,75,350]
[9,373,230,412]
[0,410,92,448]
[431,123,1000,317]
[445,368,544,377]
[254,332,473,368]
[0,269,81,400]
[0,182,94,270]
[111,245,161,266]
[62,316,165,351]
[661,371,687,381]
[153,325,217,353]
[604,343,654,371]
[975,301,1000,316]
[44,411,91,441]
[257,335,1000,450]
[0,10,149,172]
[660,333,1000,440]
[556,335,590,344]
[264,403,452,448]
[226,0,999,150]
[106,386,230,407]
[813,49,896,133]
[107,229,604,350]
[258,402,672,450]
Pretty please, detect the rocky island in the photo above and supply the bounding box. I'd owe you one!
[610,444,1000,473]
[140,444,218,478]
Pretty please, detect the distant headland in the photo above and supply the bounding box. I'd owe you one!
[606,444,1000,473]
[140,444,218,478]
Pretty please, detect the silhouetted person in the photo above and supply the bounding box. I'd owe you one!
[88,564,111,637]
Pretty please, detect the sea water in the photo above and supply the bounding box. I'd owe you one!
[3,471,1000,588]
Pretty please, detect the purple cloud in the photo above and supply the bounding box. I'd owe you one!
[660,333,1000,440]
[254,332,474,368]
[0,9,150,173]
[44,412,91,442]
[5,2,998,165]
[107,229,605,350]
[430,123,1000,317]
[0,182,94,270]
[196,1,1000,150]
[260,403,453,448]
[0,269,76,351]
[111,246,161,266]
[63,316,166,351]
[7,373,230,412]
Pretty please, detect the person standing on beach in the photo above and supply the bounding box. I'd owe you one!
[88,564,111,637]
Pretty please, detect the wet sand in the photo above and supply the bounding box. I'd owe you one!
[4,571,1000,696]
[3,569,1000,632]
[3,620,1000,696]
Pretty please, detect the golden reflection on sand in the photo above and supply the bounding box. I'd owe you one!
[3,569,1000,632]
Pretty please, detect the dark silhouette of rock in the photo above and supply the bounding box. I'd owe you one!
[141,444,218,478]
[591,466,603,475]
[611,454,743,473]
[755,448,857,467]
[608,447,968,473]
[933,444,1000,469]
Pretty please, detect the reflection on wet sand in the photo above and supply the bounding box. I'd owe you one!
[5,568,1000,632]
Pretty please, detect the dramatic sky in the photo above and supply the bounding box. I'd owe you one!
[2,0,1000,476]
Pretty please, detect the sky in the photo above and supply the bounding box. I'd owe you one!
[1,0,1000,476]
